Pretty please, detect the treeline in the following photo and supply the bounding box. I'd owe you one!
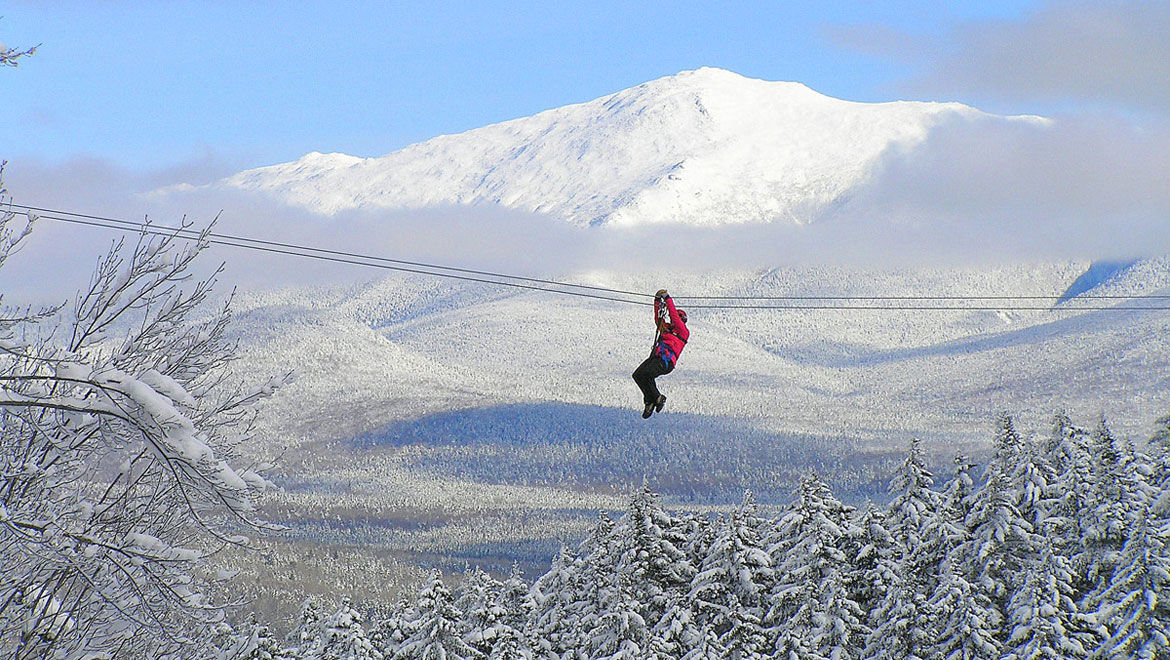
[221,411,1170,660]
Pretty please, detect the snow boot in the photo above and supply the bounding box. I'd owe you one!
[654,394,666,413]
[642,402,655,419]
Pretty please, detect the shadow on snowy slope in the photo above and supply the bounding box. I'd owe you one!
[355,402,899,503]
[773,302,1168,370]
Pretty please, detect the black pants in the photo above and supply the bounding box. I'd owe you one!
[632,356,674,405]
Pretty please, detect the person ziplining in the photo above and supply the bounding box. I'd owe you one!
[633,289,689,419]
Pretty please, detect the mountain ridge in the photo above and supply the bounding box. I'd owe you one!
[211,67,1042,227]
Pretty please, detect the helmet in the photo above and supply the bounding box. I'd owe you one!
[678,310,688,323]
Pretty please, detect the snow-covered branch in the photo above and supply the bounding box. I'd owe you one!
[0,194,283,658]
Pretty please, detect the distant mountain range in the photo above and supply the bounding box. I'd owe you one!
[213,67,1041,227]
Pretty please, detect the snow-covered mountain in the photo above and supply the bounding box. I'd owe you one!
[216,67,1038,227]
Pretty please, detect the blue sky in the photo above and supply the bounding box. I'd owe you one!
[1,1,1049,172]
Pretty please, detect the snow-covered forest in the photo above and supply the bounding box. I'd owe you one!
[222,413,1170,660]
[3,168,1170,659]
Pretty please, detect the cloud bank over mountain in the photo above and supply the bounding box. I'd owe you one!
[5,67,1169,303]
[836,113,1170,261]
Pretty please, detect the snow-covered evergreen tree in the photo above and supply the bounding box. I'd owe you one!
[647,592,701,660]
[929,455,975,579]
[920,457,998,660]
[486,623,533,660]
[1153,409,1170,449]
[772,602,826,660]
[681,513,718,579]
[217,616,297,660]
[767,475,866,660]
[851,502,894,616]
[941,454,977,524]
[1011,436,1058,540]
[571,514,621,660]
[862,564,928,660]
[369,604,409,660]
[290,598,329,655]
[480,566,533,660]
[689,493,771,637]
[499,564,534,637]
[614,483,694,626]
[1082,418,1142,611]
[455,566,506,658]
[587,581,648,660]
[960,415,1039,622]
[717,594,768,660]
[863,438,942,659]
[1002,540,1089,660]
[887,438,943,560]
[528,547,580,660]
[679,628,727,660]
[306,598,382,660]
[1092,506,1170,659]
[1043,413,1094,589]
[1150,424,1170,524]
[927,553,1001,660]
[395,571,480,660]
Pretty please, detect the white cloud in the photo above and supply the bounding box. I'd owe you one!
[824,2,1170,265]
[0,158,601,304]
[834,1,1170,116]
[834,112,1170,262]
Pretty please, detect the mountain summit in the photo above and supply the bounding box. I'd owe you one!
[218,67,1026,227]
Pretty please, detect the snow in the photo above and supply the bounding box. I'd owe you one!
[229,258,1170,456]
[138,369,198,409]
[55,361,92,381]
[210,258,1170,581]
[208,67,1038,227]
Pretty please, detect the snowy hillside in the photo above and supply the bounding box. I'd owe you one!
[230,258,1170,502]
[214,67,1037,226]
[219,259,1170,592]
[233,260,1170,453]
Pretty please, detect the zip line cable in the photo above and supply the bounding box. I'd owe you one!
[9,202,1170,311]
[28,200,1162,302]
[10,203,655,300]
[679,293,1170,300]
[15,202,1169,303]
[26,212,651,307]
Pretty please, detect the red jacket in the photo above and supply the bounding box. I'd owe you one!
[652,296,689,366]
